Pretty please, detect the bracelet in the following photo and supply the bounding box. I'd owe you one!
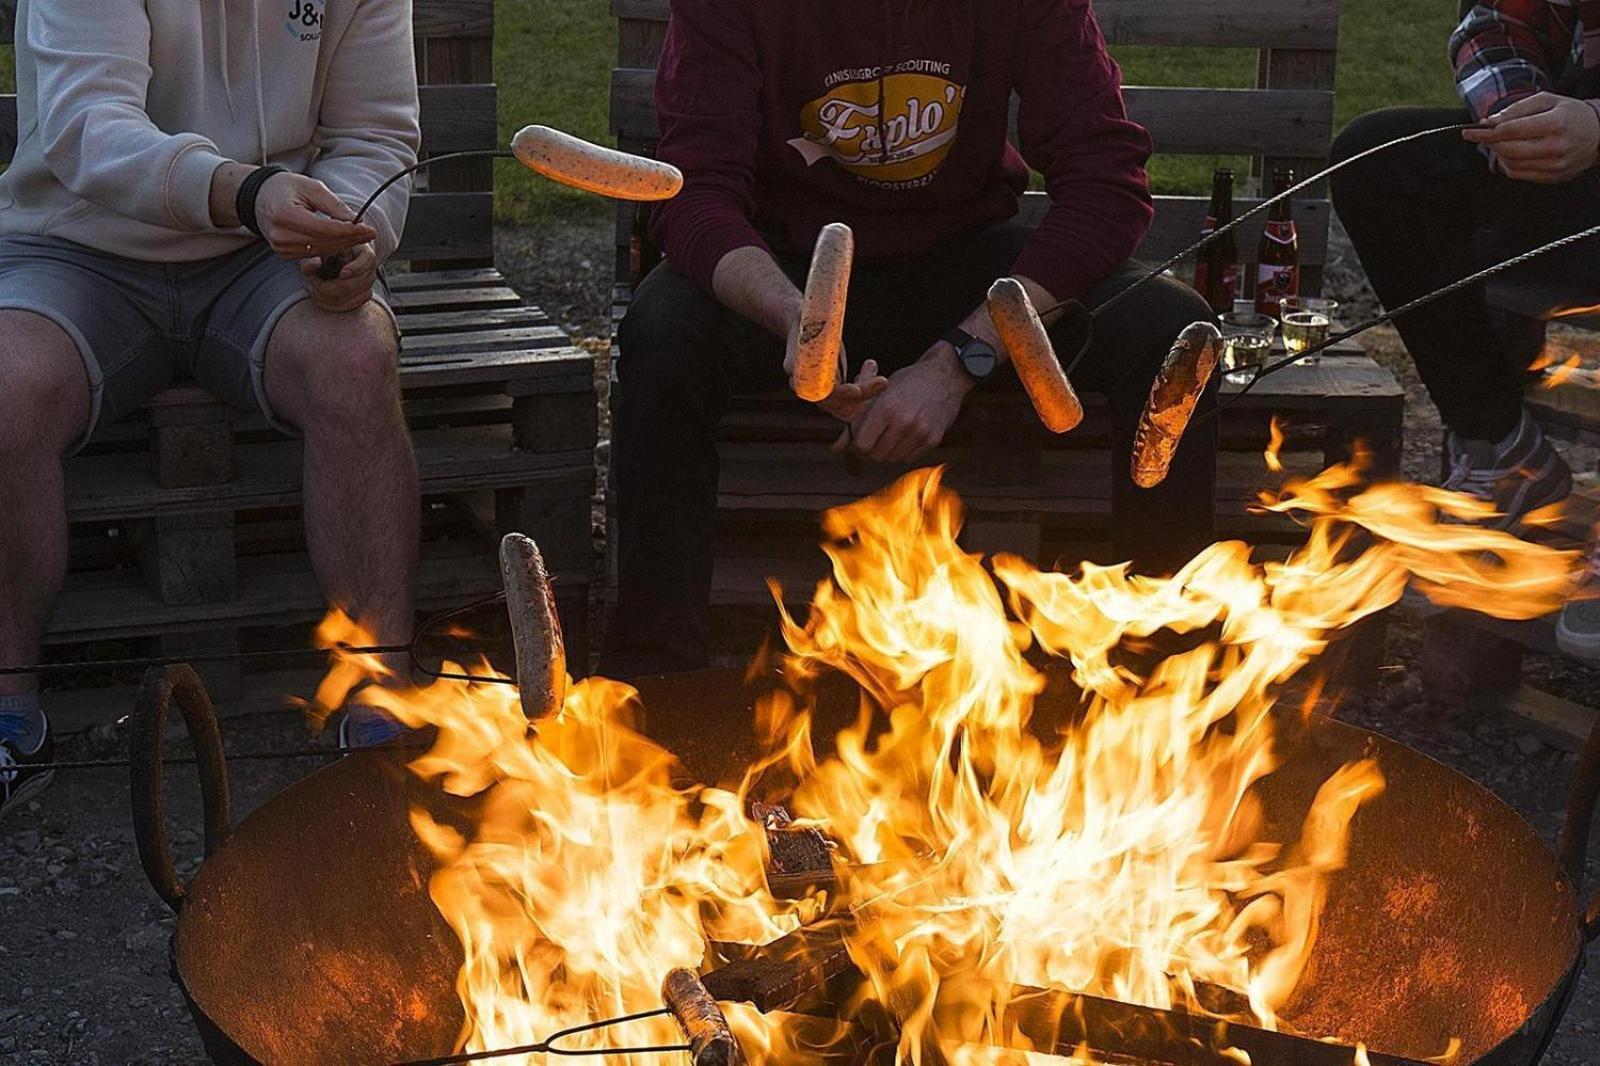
[235,165,288,237]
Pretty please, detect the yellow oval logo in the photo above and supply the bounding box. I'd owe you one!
[790,73,966,186]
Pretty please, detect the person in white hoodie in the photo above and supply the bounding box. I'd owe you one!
[0,0,425,814]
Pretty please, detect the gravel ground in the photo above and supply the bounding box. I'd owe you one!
[1,216,1597,1064]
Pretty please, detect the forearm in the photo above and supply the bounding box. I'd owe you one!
[711,245,803,338]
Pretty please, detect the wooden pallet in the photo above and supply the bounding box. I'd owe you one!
[0,0,602,675]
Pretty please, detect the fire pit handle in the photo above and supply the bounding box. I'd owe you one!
[129,664,235,914]
[1559,705,1600,941]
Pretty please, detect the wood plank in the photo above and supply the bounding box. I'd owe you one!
[388,283,521,313]
[46,541,588,645]
[1502,685,1600,754]
[413,0,495,40]
[401,324,574,356]
[395,191,494,264]
[65,426,594,524]
[418,83,498,152]
[612,0,1342,50]
[1017,192,1332,267]
[394,305,549,335]
[1526,368,1600,446]
[611,69,1333,159]
[388,267,508,292]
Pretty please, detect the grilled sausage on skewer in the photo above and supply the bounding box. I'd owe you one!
[498,534,567,720]
[663,968,748,1066]
[511,125,684,201]
[1130,321,1224,489]
[987,277,1084,433]
[792,223,854,403]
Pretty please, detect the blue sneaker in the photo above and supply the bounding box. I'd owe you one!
[335,705,412,752]
[0,712,53,821]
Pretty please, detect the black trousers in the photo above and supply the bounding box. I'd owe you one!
[1331,106,1600,442]
[602,220,1217,678]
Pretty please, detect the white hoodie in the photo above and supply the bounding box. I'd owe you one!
[0,0,422,263]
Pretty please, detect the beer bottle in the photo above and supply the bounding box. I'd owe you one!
[1193,168,1240,314]
[1254,168,1299,316]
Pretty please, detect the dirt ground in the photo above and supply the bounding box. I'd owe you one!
[1,216,1597,1063]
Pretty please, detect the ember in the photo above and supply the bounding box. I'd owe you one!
[314,454,1579,1065]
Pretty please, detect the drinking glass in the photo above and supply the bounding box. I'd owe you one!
[1217,311,1277,381]
[1278,297,1338,365]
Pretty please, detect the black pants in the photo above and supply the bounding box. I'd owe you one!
[1331,106,1600,442]
[602,220,1217,678]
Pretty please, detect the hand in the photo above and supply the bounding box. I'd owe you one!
[783,326,889,421]
[833,343,972,465]
[300,242,379,314]
[1464,93,1600,183]
[255,172,378,260]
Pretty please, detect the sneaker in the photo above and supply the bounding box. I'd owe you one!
[1442,409,1572,530]
[1556,543,1600,662]
[335,705,412,752]
[0,715,53,821]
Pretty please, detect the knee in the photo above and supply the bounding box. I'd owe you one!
[269,303,401,427]
[0,313,90,456]
[617,267,722,392]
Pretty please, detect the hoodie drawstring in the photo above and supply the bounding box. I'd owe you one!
[251,0,268,165]
[216,0,270,165]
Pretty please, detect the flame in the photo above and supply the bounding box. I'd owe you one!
[313,450,1578,1063]
[1264,418,1286,474]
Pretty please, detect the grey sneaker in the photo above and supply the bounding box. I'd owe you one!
[1556,544,1600,662]
[1442,410,1572,530]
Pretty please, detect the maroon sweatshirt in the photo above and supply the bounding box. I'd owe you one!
[651,0,1154,305]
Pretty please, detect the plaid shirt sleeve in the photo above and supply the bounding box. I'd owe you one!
[1451,0,1577,119]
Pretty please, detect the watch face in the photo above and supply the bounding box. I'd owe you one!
[960,340,998,380]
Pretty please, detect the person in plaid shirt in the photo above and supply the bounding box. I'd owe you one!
[1331,0,1600,661]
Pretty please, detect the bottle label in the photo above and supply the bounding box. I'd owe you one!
[1255,264,1299,315]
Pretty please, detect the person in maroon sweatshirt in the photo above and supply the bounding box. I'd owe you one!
[601,0,1218,678]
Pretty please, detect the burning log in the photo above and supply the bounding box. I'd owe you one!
[663,968,748,1066]
[753,802,838,899]
[702,922,857,1013]
[498,533,566,720]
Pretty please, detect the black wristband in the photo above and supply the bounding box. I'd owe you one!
[235,165,288,238]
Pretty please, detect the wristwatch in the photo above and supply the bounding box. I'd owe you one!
[943,327,998,384]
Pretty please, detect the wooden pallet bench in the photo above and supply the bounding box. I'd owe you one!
[0,0,600,678]
[607,0,1404,669]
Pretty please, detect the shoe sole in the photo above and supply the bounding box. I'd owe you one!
[0,768,55,822]
[1555,616,1600,663]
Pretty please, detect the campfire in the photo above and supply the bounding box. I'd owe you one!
[301,451,1581,1066]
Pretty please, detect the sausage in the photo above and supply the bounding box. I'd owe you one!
[986,277,1084,433]
[511,125,684,202]
[498,533,567,720]
[792,223,854,403]
[662,968,748,1066]
[1130,321,1224,489]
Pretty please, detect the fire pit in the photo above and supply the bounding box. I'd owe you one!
[129,468,1599,1065]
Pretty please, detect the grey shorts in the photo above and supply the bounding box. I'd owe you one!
[0,234,394,451]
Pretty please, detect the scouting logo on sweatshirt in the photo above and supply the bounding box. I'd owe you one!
[790,66,965,189]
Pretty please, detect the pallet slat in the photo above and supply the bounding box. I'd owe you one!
[610,70,1333,160]
[610,0,1341,50]
[66,426,592,524]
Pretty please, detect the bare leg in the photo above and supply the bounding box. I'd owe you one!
[0,313,93,697]
[261,300,418,672]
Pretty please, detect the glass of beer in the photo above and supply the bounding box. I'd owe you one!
[1217,311,1277,381]
[1278,297,1338,365]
